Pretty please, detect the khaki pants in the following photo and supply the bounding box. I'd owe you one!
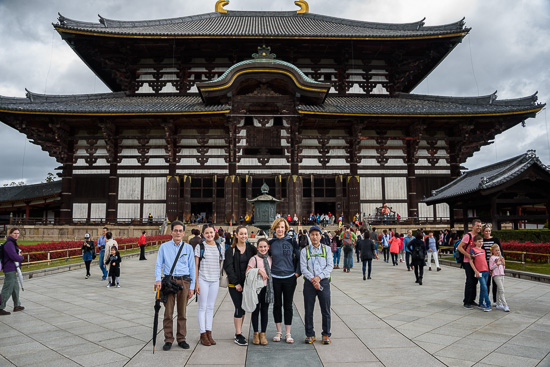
[0,271,20,310]
[163,279,190,343]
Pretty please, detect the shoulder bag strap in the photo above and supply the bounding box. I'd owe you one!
[168,243,186,276]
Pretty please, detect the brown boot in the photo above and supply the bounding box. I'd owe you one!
[206,330,216,345]
[260,332,268,345]
[200,332,211,346]
[253,332,260,345]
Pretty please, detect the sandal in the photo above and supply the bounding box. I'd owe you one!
[285,333,294,344]
[273,331,282,342]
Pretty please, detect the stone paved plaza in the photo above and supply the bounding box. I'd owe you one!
[1,253,550,367]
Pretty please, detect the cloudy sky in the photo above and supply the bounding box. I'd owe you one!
[0,0,548,185]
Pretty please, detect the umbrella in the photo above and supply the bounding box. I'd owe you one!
[152,288,162,353]
[15,262,24,291]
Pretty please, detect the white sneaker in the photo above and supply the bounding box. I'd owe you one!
[495,304,503,310]
[116,284,120,288]
[106,284,111,288]
[503,305,510,312]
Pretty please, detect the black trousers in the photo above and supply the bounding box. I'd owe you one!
[303,279,331,337]
[382,247,389,261]
[139,245,147,260]
[84,260,91,276]
[391,253,398,265]
[413,260,424,281]
[273,276,297,325]
[463,262,478,305]
[251,287,269,332]
[228,286,245,318]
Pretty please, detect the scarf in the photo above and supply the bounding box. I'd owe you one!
[258,252,274,304]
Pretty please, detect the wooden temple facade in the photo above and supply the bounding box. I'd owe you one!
[0,1,544,224]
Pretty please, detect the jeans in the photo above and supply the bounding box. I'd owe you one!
[382,247,389,262]
[343,251,353,270]
[478,271,491,308]
[463,262,478,306]
[405,252,411,269]
[333,248,341,267]
[362,259,372,278]
[98,250,108,279]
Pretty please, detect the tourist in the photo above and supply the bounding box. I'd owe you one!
[250,231,256,239]
[155,221,195,351]
[188,229,202,250]
[81,233,95,279]
[138,231,147,260]
[358,229,378,280]
[300,226,333,344]
[389,232,401,266]
[355,229,362,263]
[381,229,391,263]
[468,235,492,311]
[245,238,273,345]
[104,232,118,263]
[105,246,121,288]
[0,228,25,315]
[332,231,342,269]
[457,219,482,309]
[223,225,257,346]
[195,224,225,346]
[97,227,108,280]
[403,230,413,271]
[489,244,509,312]
[408,231,427,285]
[482,224,502,304]
[269,218,300,344]
[425,231,441,271]
[341,226,355,273]
[370,227,379,256]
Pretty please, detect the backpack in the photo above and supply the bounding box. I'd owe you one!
[342,232,353,246]
[299,235,309,249]
[304,245,332,282]
[453,233,472,264]
[411,240,423,261]
[330,237,337,252]
[0,242,4,272]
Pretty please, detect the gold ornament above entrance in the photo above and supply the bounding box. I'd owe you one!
[215,0,229,13]
[295,1,309,13]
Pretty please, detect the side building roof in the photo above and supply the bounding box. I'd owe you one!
[55,11,468,39]
[425,151,550,204]
[0,181,62,204]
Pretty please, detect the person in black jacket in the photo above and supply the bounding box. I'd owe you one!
[408,231,427,285]
[105,246,121,288]
[358,229,378,280]
[223,225,257,346]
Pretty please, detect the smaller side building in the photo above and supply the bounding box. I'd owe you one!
[425,150,550,230]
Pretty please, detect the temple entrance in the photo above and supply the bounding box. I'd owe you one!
[314,201,336,216]
[190,202,213,223]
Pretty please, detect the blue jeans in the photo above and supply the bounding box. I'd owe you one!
[333,248,341,266]
[478,271,491,308]
[362,260,372,278]
[98,250,108,279]
[343,251,353,270]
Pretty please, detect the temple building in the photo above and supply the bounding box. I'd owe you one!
[0,0,544,224]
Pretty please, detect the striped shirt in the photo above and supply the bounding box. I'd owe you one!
[195,242,225,282]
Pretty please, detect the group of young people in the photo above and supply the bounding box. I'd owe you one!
[154,217,334,351]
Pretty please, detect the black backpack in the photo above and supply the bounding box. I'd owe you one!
[411,240,424,261]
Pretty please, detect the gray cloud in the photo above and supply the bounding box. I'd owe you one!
[0,0,548,185]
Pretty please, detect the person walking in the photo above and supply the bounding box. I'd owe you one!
[381,230,391,263]
[332,232,342,269]
[269,218,300,344]
[370,227,379,257]
[138,231,147,260]
[403,230,413,271]
[300,226,334,344]
[389,232,401,266]
[223,225,257,346]
[425,231,441,271]
[97,227,108,280]
[358,230,378,280]
[81,233,95,279]
[195,224,225,346]
[0,228,25,315]
[155,221,195,351]
[408,231,427,285]
[458,219,482,309]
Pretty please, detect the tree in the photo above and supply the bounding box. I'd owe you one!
[45,172,55,183]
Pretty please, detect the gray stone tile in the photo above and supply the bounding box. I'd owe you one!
[314,338,379,363]
[371,347,446,367]
[478,352,540,367]
[71,350,129,367]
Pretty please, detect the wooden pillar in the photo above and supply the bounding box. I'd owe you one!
[166,175,179,222]
[287,175,303,221]
[182,175,191,222]
[246,175,253,217]
[336,175,343,220]
[107,163,118,223]
[59,160,73,224]
[225,175,240,224]
[347,176,360,223]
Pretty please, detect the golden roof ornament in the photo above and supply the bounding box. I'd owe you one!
[215,0,229,13]
[295,0,309,13]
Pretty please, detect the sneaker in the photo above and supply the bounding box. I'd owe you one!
[477,304,486,310]
[304,336,316,344]
[234,334,248,346]
[484,307,492,312]
[463,304,473,309]
[322,336,331,345]
[367,277,371,279]
[116,284,120,288]
[495,304,504,310]
[347,270,350,273]
[437,267,441,272]
[503,305,510,312]
[101,277,107,281]
[85,275,89,279]
[106,284,111,288]
[471,301,479,307]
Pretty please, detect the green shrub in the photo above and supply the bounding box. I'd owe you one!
[493,230,550,243]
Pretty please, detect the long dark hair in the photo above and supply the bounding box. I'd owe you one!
[232,225,248,248]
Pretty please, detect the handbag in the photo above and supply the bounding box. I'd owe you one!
[219,267,229,288]
[92,250,96,260]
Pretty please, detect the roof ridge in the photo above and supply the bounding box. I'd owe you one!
[24,90,127,103]
[397,92,544,108]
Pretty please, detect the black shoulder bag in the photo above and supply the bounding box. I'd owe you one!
[160,244,186,303]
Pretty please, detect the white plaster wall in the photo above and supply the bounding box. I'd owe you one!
[385,177,407,200]
[117,203,140,221]
[144,177,166,200]
[90,203,106,220]
[360,177,382,200]
[118,177,141,200]
[72,203,88,220]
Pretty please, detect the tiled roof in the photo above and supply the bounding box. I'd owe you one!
[0,91,229,115]
[0,181,62,203]
[424,151,550,204]
[297,92,543,116]
[55,11,468,38]
[0,91,543,116]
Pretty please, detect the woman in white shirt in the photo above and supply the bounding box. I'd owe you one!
[195,224,225,346]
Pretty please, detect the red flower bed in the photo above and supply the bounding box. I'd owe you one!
[19,235,171,262]
[501,241,550,263]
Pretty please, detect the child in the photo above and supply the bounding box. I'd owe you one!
[245,238,273,345]
[105,246,121,288]
[489,244,509,312]
[469,235,491,311]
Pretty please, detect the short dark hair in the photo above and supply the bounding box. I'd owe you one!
[103,227,109,231]
[363,229,370,238]
[472,218,482,226]
[142,231,146,234]
[415,231,423,240]
[191,228,200,236]
[9,227,19,235]
[170,221,185,231]
[106,232,113,240]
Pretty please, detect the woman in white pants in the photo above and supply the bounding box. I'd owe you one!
[425,231,441,271]
[195,224,225,346]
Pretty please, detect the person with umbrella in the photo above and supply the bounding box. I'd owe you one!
[154,221,195,351]
[0,228,25,315]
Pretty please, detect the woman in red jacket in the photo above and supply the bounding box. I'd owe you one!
[389,232,401,266]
